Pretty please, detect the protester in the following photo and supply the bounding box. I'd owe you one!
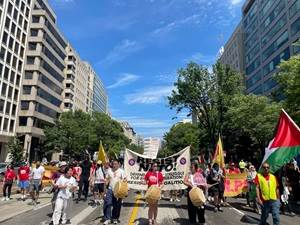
[239,159,246,173]
[279,166,295,216]
[207,163,223,212]
[255,162,280,225]
[52,166,77,225]
[103,159,126,225]
[184,162,207,225]
[246,165,260,214]
[227,162,240,174]
[17,161,30,200]
[72,161,82,183]
[91,160,106,206]
[51,162,67,211]
[2,165,16,201]
[77,159,91,203]
[30,161,45,205]
[144,163,164,225]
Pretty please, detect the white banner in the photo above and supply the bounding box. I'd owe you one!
[124,146,190,190]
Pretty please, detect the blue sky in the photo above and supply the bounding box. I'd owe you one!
[49,0,244,138]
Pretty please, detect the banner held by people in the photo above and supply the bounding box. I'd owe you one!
[124,146,190,191]
[224,173,247,197]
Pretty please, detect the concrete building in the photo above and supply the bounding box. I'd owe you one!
[143,137,161,159]
[85,62,108,114]
[64,44,90,112]
[219,21,245,74]
[242,0,300,95]
[119,121,138,145]
[0,0,33,162]
[17,0,67,161]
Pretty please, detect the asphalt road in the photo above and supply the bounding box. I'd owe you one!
[1,191,300,225]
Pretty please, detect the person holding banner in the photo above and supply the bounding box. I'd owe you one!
[144,163,164,225]
[184,162,207,225]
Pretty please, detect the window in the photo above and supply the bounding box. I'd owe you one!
[262,31,289,61]
[3,118,8,131]
[20,46,24,58]
[21,101,29,110]
[0,99,4,112]
[23,20,28,30]
[28,42,36,50]
[246,44,260,64]
[264,78,277,92]
[7,3,13,15]
[21,2,25,12]
[262,14,287,47]
[13,89,18,101]
[36,103,58,118]
[16,74,21,85]
[41,60,64,82]
[246,56,261,75]
[30,29,38,36]
[290,0,300,18]
[16,28,21,40]
[19,117,27,126]
[261,0,274,18]
[25,7,29,17]
[5,101,11,114]
[16,0,20,8]
[246,70,262,89]
[6,51,11,64]
[0,63,2,76]
[23,86,31,95]
[262,1,285,30]
[13,8,18,21]
[18,16,23,27]
[2,32,8,45]
[11,56,17,68]
[7,86,13,99]
[252,85,263,95]
[14,42,19,55]
[25,71,33,79]
[5,17,10,30]
[21,33,26,44]
[4,67,9,80]
[263,48,290,76]
[291,16,300,36]
[8,37,14,49]
[10,70,15,83]
[32,15,39,23]
[0,47,5,60]
[37,88,61,107]
[10,23,16,35]
[18,61,22,72]
[27,56,35,64]
[39,74,62,94]
[9,120,15,132]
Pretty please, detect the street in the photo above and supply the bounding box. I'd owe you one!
[0,190,299,225]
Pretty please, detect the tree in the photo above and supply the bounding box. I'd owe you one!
[168,61,243,148]
[163,122,200,156]
[7,137,24,164]
[226,94,282,157]
[275,55,300,124]
[128,144,144,154]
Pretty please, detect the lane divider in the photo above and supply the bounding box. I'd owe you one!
[127,194,142,225]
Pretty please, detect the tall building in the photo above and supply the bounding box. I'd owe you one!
[219,21,245,74]
[0,0,33,162]
[17,0,67,161]
[242,0,300,95]
[143,137,161,159]
[119,121,138,145]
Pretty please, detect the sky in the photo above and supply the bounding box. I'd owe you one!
[49,0,244,138]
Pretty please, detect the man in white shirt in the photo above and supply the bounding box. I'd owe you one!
[52,166,77,225]
[103,159,126,225]
[30,161,45,205]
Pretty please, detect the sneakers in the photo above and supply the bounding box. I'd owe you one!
[103,220,110,225]
[5,197,10,201]
[170,198,173,202]
[113,220,118,224]
[214,207,218,212]
[175,198,181,202]
[1,197,6,201]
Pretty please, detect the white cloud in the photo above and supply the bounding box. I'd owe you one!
[98,39,143,66]
[125,86,173,104]
[108,73,140,89]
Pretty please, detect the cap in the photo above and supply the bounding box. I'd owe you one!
[97,160,102,165]
[59,161,67,167]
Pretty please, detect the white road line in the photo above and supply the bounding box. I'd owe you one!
[229,206,245,216]
[71,205,97,225]
[34,202,51,211]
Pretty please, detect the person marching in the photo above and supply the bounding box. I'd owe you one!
[103,159,126,225]
[255,162,280,225]
[184,162,207,225]
[207,163,223,212]
[144,163,164,225]
[2,164,16,201]
[29,161,45,205]
[17,161,30,200]
[90,160,106,206]
[52,166,77,225]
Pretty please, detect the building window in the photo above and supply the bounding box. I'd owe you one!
[11,22,16,35]
[13,8,18,21]
[14,42,19,55]
[11,104,16,116]
[0,47,5,60]
[5,17,10,30]
[0,99,4,112]
[7,86,13,99]
[23,85,32,95]
[30,29,38,37]
[19,117,27,126]
[291,16,300,36]
[5,101,11,114]
[28,42,37,50]
[27,56,35,64]
[9,120,14,132]
[7,3,13,15]
[6,51,11,64]
[246,56,261,75]
[2,32,8,46]
[10,71,15,83]
[32,15,39,23]
[25,71,33,79]
[290,0,300,19]
[1,82,7,96]
[3,118,8,131]
[21,101,30,110]
[14,89,19,101]
[36,103,59,118]
[263,47,290,76]
[262,14,287,47]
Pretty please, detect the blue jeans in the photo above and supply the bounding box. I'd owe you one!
[260,200,280,225]
[103,189,113,220]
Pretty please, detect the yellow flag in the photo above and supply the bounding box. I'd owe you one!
[212,135,225,169]
[97,141,108,163]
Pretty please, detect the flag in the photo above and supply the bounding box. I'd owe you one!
[213,135,225,168]
[261,109,300,173]
[97,141,108,163]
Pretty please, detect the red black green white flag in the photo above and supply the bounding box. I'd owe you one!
[261,109,300,173]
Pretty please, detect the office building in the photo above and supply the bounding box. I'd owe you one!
[0,0,33,162]
[243,0,300,94]
[119,121,138,145]
[219,21,245,74]
[143,137,161,159]
[16,0,67,161]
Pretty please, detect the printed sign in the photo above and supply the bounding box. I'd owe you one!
[124,146,190,190]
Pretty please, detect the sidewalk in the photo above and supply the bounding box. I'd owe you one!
[0,192,52,223]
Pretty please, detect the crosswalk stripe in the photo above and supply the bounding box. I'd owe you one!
[71,205,97,225]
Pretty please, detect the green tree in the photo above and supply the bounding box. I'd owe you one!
[128,144,144,154]
[7,137,24,164]
[275,55,300,124]
[163,122,200,156]
[168,61,243,148]
[226,94,282,155]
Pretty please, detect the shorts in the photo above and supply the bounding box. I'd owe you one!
[19,180,29,189]
[93,183,105,193]
[30,179,41,192]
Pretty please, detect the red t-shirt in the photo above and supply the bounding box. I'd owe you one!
[144,171,164,187]
[18,166,30,181]
[5,169,16,181]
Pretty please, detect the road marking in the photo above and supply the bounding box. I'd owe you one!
[128,194,142,225]
[34,202,51,211]
[229,206,245,216]
[71,205,97,225]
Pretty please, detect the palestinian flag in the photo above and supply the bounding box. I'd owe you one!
[261,109,300,173]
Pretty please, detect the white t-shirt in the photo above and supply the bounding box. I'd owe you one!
[32,166,45,180]
[56,175,77,199]
[107,168,125,190]
[94,167,105,184]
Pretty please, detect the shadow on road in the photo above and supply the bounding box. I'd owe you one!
[133,217,148,225]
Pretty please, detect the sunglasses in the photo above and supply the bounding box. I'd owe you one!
[263,166,269,169]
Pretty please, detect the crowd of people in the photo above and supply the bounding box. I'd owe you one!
[1,156,300,225]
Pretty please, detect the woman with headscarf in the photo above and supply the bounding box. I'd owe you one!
[184,162,207,225]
